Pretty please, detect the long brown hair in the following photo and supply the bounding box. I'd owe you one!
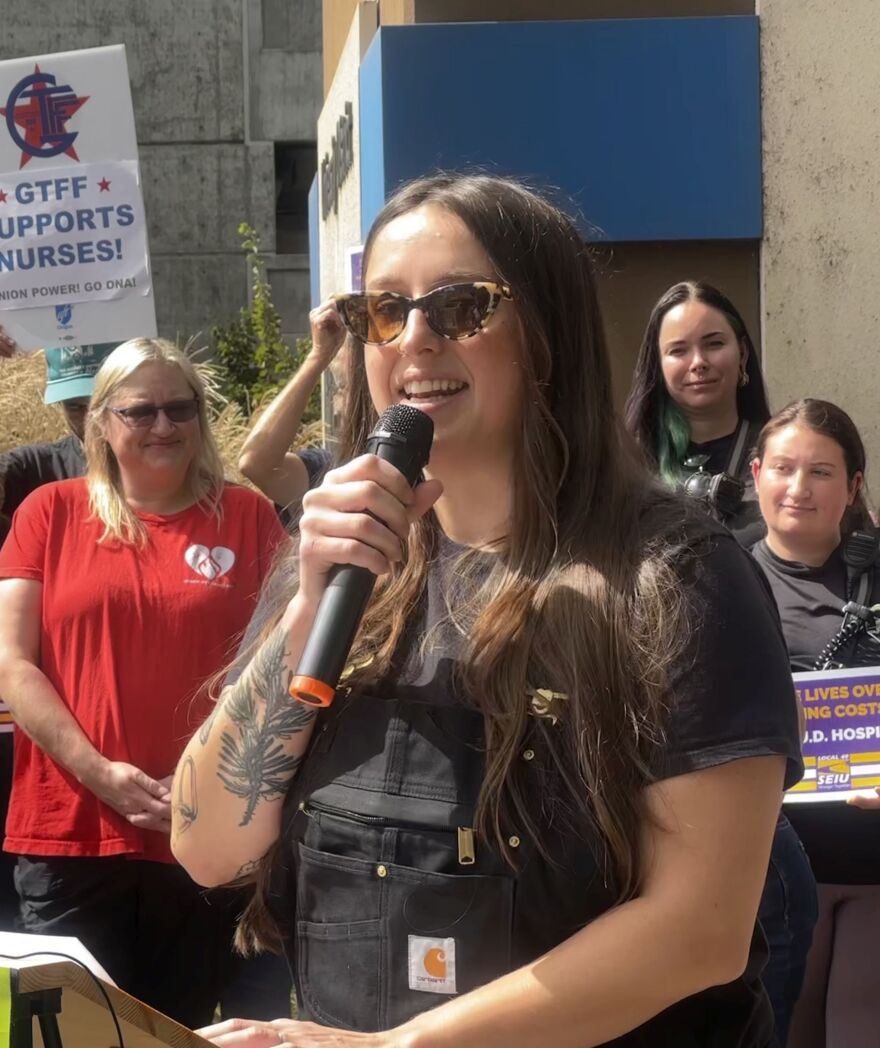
[237,174,695,950]
[755,398,873,532]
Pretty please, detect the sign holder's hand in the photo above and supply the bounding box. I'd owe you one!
[848,786,880,810]
[0,327,18,359]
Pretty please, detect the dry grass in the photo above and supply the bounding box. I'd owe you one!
[0,352,67,451]
[206,378,324,484]
[0,352,324,479]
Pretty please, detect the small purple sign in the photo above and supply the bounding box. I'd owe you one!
[786,667,880,803]
[347,246,363,292]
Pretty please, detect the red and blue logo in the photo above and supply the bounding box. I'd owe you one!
[1,65,89,170]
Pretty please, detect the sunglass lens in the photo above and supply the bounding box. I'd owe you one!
[339,297,370,342]
[340,294,408,344]
[365,294,407,343]
[164,401,199,423]
[125,406,158,427]
[430,285,491,338]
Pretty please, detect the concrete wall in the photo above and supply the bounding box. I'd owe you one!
[2,0,321,347]
[597,241,760,406]
[323,0,368,95]
[761,0,880,465]
[248,0,322,142]
[246,0,323,342]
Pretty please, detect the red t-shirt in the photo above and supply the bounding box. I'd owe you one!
[0,479,288,862]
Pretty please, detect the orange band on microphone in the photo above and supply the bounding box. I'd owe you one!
[289,676,336,708]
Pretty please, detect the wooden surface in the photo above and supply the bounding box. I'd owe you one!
[17,961,211,1048]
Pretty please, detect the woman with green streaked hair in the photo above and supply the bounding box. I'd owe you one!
[626,284,816,1048]
[624,280,770,547]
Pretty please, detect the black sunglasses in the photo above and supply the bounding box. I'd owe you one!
[110,397,200,429]
[333,281,512,345]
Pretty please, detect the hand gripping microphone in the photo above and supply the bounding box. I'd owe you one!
[288,403,434,707]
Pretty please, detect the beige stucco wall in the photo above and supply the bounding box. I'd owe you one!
[318,4,378,436]
[317,7,367,302]
[761,0,880,467]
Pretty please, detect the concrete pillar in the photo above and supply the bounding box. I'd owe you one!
[761,0,880,463]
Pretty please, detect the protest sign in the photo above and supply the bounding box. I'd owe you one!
[785,666,880,803]
[0,44,155,349]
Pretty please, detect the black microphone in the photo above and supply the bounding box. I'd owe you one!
[288,403,434,707]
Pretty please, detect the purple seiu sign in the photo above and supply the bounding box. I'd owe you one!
[786,667,880,804]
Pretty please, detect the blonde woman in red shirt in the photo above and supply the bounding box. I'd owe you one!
[0,338,287,1027]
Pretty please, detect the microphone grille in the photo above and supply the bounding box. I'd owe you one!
[373,403,434,456]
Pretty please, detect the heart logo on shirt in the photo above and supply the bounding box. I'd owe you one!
[184,544,236,580]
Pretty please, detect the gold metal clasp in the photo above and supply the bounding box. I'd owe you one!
[457,826,476,865]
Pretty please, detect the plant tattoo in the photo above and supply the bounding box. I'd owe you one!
[217,626,315,825]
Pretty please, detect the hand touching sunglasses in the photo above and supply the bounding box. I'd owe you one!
[333,281,512,346]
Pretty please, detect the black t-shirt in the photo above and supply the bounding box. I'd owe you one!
[0,436,86,549]
[686,431,739,476]
[276,446,333,529]
[0,435,86,519]
[298,445,332,488]
[272,527,800,1045]
[752,539,880,884]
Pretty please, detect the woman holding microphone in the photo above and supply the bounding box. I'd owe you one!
[174,174,801,1047]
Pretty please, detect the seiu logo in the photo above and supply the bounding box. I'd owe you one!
[817,757,850,787]
[817,772,850,786]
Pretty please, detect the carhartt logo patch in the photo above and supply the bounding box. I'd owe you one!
[408,936,456,994]
[184,544,235,581]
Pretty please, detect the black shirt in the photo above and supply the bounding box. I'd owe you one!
[298,446,332,488]
[0,435,86,519]
[752,539,880,884]
[686,430,740,476]
[272,528,801,1045]
[276,447,333,529]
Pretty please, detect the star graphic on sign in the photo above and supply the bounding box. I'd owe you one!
[98,177,111,192]
[0,190,7,204]
[0,65,89,170]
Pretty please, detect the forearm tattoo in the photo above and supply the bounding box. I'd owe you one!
[173,756,198,836]
[216,625,316,825]
[234,859,260,879]
[198,704,219,745]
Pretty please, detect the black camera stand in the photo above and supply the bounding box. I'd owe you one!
[10,984,64,1048]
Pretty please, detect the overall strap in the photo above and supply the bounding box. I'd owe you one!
[849,567,873,612]
[724,418,753,480]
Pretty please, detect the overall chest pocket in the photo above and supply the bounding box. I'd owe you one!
[294,833,514,1031]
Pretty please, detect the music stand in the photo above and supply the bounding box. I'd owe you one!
[2,958,211,1048]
